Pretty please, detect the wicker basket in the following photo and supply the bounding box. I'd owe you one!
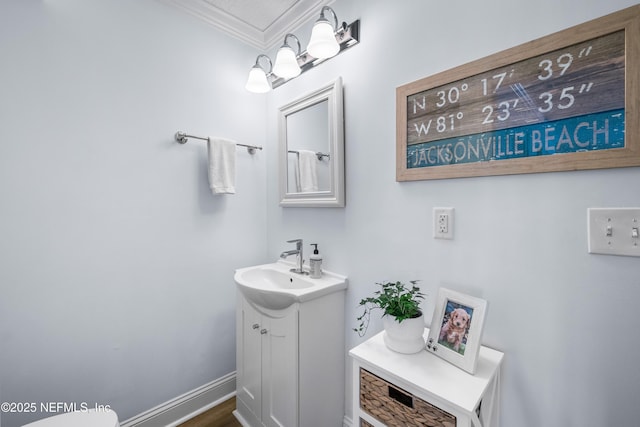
[359,368,456,427]
[360,418,375,427]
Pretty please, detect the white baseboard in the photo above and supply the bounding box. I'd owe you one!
[232,409,250,427]
[343,415,354,427]
[120,372,236,427]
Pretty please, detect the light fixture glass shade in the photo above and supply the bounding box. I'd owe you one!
[307,20,339,59]
[273,46,301,78]
[245,65,271,93]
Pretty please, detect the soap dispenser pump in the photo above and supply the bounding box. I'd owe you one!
[309,244,323,279]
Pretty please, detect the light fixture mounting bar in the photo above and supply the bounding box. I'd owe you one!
[270,19,360,89]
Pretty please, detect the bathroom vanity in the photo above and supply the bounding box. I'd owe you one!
[233,261,348,427]
[350,329,503,427]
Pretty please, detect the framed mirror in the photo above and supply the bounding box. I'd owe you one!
[279,77,345,207]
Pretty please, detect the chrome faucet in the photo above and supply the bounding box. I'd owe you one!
[280,239,307,274]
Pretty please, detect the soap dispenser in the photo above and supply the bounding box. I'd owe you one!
[309,244,323,279]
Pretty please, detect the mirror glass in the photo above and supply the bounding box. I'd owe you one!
[279,77,344,207]
[285,101,330,193]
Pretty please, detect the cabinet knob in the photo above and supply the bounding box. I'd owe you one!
[252,324,260,329]
[260,329,268,335]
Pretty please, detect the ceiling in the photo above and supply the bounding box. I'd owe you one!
[160,0,333,51]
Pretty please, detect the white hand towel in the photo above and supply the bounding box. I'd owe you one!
[298,150,318,192]
[291,154,302,193]
[207,137,236,194]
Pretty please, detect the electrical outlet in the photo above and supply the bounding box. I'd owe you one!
[434,207,454,239]
[438,213,449,234]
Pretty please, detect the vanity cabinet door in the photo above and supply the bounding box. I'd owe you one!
[237,299,263,420]
[261,310,298,427]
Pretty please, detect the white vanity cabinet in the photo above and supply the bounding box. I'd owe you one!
[234,290,346,427]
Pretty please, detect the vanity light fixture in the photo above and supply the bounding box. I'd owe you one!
[244,7,360,93]
[273,33,302,78]
[245,54,272,93]
[307,6,340,59]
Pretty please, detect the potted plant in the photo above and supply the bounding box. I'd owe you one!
[354,280,426,354]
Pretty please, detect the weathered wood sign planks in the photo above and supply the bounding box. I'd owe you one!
[396,5,640,181]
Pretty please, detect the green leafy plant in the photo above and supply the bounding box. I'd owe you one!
[354,280,425,337]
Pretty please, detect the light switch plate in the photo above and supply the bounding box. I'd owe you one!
[588,208,640,257]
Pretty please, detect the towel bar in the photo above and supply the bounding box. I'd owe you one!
[175,131,262,154]
[288,149,330,161]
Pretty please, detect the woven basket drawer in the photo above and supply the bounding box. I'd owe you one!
[360,368,456,427]
[360,419,375,427]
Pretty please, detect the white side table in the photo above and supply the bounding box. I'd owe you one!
[349,328,503,427]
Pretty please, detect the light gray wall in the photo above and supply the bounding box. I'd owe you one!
[266,0,640,426]
[0,0,267,426]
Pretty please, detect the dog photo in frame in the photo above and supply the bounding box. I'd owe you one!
[427,287,487,374]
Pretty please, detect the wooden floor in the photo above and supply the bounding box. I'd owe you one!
[178,397,242,427]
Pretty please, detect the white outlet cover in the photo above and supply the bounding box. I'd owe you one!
[433,207,454,240]
[588,208,640,257]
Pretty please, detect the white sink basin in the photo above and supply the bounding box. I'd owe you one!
[234,261,348,310]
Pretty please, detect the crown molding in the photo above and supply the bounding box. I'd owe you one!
[159,0,335,51]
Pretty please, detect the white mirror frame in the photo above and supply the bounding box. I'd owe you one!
[278,77,345,207]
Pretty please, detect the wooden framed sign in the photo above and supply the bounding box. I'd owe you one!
[396,5,640,181]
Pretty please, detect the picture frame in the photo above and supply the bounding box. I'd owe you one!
[396,5,640,181]
[427,288,487,374]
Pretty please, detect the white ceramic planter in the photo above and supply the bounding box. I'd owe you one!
[382,313,425,354]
